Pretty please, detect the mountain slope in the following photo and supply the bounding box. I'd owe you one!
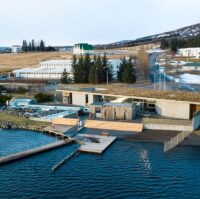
[97,23,200,49]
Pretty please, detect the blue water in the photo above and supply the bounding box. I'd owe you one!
[1,129,200,199]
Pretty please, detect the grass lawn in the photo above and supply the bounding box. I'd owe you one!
[0,112,49,128]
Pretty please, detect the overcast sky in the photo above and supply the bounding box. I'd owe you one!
[0,0,200,46]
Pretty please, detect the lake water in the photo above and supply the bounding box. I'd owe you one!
[1,129,200,199]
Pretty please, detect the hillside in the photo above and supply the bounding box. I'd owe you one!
[96,23,200,49]
[0,52,73,73]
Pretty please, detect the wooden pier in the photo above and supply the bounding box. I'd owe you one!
[0,139,73,165]
[52,149,79,172]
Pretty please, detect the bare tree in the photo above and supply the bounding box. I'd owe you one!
[137,47,149,80]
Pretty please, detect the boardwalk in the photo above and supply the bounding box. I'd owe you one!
[0,140,73,165]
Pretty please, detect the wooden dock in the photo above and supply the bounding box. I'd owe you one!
[0,139,73,165]
[78,134,117,154]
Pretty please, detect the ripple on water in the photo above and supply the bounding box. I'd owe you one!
[0,129,200,199]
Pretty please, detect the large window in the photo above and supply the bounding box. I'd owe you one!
[85,94,89,104]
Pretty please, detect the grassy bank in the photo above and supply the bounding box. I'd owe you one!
[0,112,49,129]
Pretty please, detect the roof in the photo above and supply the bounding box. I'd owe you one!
[74,43,94,51]
[90,102,133,107]
[58,84,200,103]
[40,60,72,64]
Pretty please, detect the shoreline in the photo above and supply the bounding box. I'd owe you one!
[1,117,200,148]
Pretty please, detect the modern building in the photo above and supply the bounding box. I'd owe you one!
[57,86,200,120]
[178,48,200,59]
[13,60,73,79]
[89,102,136,121]
[73,43,94,55]
[11,45,22,53]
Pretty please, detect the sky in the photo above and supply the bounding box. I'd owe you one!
[0,0,200,46]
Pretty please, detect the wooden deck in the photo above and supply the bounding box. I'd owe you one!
[78,134,117,154]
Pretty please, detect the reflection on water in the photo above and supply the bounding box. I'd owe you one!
[140,149,152,171]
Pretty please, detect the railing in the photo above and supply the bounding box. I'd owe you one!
[164,131,192,152]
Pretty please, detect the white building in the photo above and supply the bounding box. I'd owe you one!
[73,43,94,55]
[178,48,200,59]
[13,60,73,79]
[13,59,121,80]
[11,45,22,53]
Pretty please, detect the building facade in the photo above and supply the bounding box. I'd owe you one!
[73,43,94,55]
[58,87,200,120]
[89,102,135,121]
[11,45,22,54]
[13,60,73,79]
[178,48,200,58]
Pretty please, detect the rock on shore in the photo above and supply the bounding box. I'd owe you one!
[0,121,44,132]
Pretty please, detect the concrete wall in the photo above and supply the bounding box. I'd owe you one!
[88,94,94,105]
[193,111,200,130]
[72,92,86,106]
[156,100,190,119]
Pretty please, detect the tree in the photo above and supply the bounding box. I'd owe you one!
[22,40,28,52]
[83,54,91,83]
[72,55,85,83]
[61,69,71,84]
[101,53,113,83]
[45,46,56,52]
[72,55,78,83]
[88,55,97,84]
[31,39,35,52]
[122,57,137,83]
[138,47,149,80]
[118,57,127,82]
[28,42,32,52]
[95,55,102,84]
[0,94,12,105]
[34,93,54,103]
[40,40,45,52]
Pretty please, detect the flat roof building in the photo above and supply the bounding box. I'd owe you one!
[57,85,200,120]
[13,60,73,79]
[178,48,200,59]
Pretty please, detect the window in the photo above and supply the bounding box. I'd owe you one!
[95,107,101,113]
[85,94,89,104]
